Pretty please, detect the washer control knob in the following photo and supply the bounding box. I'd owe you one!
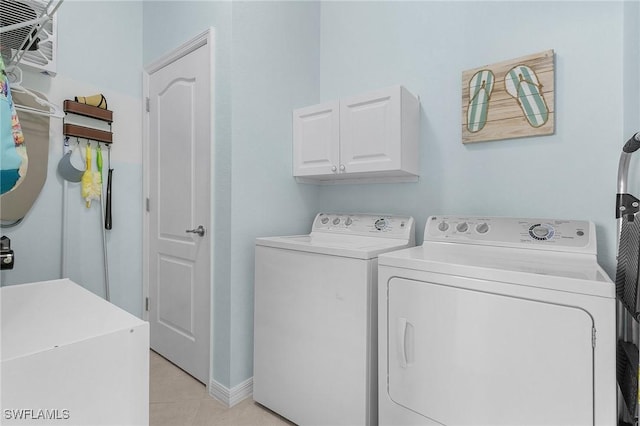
[532,225,549,238]
[437,221,449,232]
[456,222,469,233]
[321,217,329,224]
[332,217,341,225]
[375,218,387,231]
[331,165,337,172]
[476,223,489,234]
[345,217,353,226]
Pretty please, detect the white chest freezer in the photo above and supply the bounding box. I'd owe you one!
[1,279,149,425]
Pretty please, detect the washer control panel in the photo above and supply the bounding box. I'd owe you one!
[425,216,595,253]
[313,213,415,241]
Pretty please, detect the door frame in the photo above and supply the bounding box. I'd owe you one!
[142,28,215,383]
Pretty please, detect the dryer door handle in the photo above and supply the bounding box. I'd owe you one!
[397,317,414,368]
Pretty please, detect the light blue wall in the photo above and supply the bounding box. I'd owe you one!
[229,0,321,386]
[623,1,640,216]
[1,1,144,317]
[624,1,640,142]
[317,1,631,277]
[142,0,321,388]
[58,1,143,97]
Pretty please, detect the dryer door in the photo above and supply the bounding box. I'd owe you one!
[387,277,594,426]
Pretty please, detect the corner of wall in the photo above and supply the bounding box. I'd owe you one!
[623,0,640,137]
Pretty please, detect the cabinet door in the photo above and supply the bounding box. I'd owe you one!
[339,87,402,174]
[387,277,594,426]
[293,101,340,177]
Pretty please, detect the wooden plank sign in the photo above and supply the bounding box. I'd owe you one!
[462,49,555,144]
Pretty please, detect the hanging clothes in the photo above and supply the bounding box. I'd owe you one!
[0,55,25,194]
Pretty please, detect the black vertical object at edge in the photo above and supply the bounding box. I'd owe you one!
[105,169,113,230]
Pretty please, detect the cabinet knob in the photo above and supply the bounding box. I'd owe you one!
[331,165,337,172]
[339,164,346,171]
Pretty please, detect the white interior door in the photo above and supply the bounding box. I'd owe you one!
[146,33,212,384]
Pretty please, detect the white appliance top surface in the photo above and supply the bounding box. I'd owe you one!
[423,215,597,254]
[1,279,147,362]
[379,216,613,298]
[256,213,415,259]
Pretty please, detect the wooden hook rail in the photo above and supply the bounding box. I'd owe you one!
[63,123,113,144]
[63,100,113,144]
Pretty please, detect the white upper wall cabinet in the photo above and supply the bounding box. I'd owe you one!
[293,100,340,177]
[293,85,420,184]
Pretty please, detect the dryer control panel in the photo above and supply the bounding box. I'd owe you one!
[313,213,415,243]
[425,215,596,254]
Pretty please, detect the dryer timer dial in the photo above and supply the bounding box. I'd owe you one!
[529,224,555,241]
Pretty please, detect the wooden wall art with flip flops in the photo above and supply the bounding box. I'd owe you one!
[462,49,554,144]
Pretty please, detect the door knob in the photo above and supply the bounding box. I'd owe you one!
[185,225,206,237]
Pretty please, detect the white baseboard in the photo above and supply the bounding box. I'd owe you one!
[209,377,253,407]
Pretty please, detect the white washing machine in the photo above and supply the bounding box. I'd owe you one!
[378,216,616,426]
[254,213,415,426]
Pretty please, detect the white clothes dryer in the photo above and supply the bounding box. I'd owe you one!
[378,216,616,426]
[254,213,415,426]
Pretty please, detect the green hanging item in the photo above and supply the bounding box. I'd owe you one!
[96,144,103,175]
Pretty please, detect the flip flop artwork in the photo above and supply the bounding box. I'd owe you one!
[504,65,549,128]
[467,69,495,133]
[462,49,554,144]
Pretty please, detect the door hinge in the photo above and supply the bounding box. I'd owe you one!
[592,327,596,348]
[145,297,149,312]
[146,97,150,112]
[146,197,150,212]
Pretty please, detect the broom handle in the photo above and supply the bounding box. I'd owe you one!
[105,169,113,230]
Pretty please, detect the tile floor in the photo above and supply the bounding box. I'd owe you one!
[150,350,294,426]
